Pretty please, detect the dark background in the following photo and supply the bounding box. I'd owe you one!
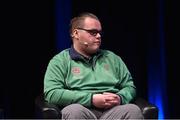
[1,0,180,118]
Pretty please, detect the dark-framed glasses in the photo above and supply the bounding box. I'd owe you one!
[77,28,102,36]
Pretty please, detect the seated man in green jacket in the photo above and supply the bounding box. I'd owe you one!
[44,12,143,119]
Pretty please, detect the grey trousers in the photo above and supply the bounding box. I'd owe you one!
[61,104,144,119]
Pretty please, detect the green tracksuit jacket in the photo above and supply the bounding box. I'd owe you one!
[44,47,136,107]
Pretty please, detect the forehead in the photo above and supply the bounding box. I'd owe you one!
[83,17,102,29]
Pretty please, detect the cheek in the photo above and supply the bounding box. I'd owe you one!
[88,37,95,43]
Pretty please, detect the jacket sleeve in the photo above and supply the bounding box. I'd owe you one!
[115,56,136,104]
[44,55,92,107]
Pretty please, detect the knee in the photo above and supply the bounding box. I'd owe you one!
[62,104,85,115]
[61,104,95,119]
[127,104,141,112]
[125,104,143,118]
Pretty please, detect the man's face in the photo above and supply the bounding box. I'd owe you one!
[75,17,102,55]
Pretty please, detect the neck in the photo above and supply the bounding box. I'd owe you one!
[73,44,91,58]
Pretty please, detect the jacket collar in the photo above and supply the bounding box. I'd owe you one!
[69,46,102,61]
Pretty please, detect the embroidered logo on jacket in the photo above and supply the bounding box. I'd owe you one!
[71,67,81,75]
[104,64,110,71]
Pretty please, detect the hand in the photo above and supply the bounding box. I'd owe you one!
[92,94,111,109]
[103,92,121,109]
[92,93,121,109]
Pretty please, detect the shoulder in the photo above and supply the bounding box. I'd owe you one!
[50,48,70,63]
[101,49,125,64]
[101,49,121,59]
[54,48,70,58]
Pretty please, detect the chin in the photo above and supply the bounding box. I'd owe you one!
[91,48,99,54]
[87,46,100,54]
[93,45,100,50]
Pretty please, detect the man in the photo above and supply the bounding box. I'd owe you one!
[44,12,143,119]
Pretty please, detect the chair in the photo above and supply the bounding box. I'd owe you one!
[0,108,4,119]
[35,94,158,119]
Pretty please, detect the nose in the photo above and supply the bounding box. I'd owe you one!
[96,32,101,38]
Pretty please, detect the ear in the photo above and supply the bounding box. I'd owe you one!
[71,29,79,39]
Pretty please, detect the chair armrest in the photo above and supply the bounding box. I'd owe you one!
[0,108,4,119]
[134,98,158,119]
[35,95,61,119]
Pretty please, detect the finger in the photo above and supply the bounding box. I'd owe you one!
[107,100,119,104]
[104,95,118,101]
[104,102,112,108]
[103,92,119,98]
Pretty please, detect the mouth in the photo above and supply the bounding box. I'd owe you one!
[94,41,101,45]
